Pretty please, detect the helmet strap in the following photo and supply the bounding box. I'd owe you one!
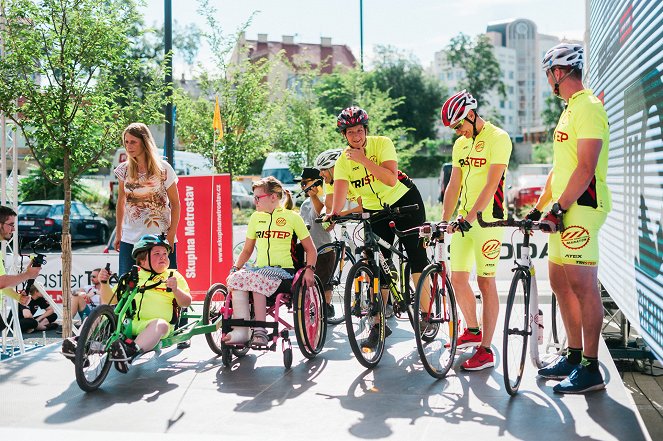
[466,113,479,138]
[552,67,575,97]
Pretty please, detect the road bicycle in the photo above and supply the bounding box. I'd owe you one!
[319,204,421,368]
[477,212,567,395]
[410,221,458,379]
[73,266,223,392]
[316,222,358,324]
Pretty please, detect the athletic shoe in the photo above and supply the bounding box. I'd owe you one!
[385,304,394,319]
[553,364,605,394]
[538,355,578,380]
[360,324,392,350]
[110,340,130,374]
[447,328,482,349]
[461,346,495,371]
[326,303,335,319]
[176,340,191,349]
[61,337,78,362]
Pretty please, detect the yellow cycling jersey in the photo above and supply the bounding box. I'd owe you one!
[246,207,310,268]
[125,268,190,322]
[333,136,409,210]
[551,89,612,212]
[0,258,21,302]
[451,121,512,220]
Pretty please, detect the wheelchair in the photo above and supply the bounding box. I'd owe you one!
[204,268,327,368]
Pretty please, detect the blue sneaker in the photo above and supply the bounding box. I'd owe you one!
[538,356,578,380]
[553,364,605,394]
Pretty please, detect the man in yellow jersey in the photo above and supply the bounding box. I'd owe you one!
[528,43,611,393]
[440,90,512,371]
[315,148,363,215]
[0,205,42,334]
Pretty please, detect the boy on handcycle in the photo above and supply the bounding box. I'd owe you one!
[224,176,317,348]
[62,234,191,373]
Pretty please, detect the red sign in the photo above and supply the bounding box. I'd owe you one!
[176,175,233,300]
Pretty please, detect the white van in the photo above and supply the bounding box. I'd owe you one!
[261,152,305,204]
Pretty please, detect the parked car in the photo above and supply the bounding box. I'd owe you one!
[18,200,110,245]
[509,174,549,218]
[232,181,255,209]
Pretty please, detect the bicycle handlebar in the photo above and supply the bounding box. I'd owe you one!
[477,211,553,232]
[314,204,420,225]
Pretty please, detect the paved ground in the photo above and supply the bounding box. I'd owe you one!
[0,298,652,441]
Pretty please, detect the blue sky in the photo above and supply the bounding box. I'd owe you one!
[143,0,585,74]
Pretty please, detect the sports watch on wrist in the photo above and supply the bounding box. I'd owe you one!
[551,202,567,216]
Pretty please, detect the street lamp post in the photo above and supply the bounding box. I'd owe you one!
[164,0,174,166]
[360,0,364,70]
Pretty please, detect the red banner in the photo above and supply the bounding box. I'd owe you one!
[176,174,233,300]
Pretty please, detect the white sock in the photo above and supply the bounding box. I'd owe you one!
[224,291,250,344]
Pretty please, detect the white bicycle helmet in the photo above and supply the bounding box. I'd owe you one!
[542,43,584,71]
[315,148,343,169]
[440,90,478,128]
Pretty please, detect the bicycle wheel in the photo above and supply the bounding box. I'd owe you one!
[293,274,327,358]
[75,305,116,392]
[233,240,256,265]
[503,270,530,395]
[414,264,458,379]
[317,243,355,325]
[345,262,386,368]
[204,283,227,355]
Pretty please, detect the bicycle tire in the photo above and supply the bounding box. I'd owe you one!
[203,283,227,355]
[503,270,530,395]
[293,274,327,359]
[414,263,458,379]
[317,242,355,325]
[345,261,386,368]
[75,305,116,392]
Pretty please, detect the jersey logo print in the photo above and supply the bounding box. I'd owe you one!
[459,157,487,167]
[475,141,485,152]
[350,174,376,189]
[554,130,569,142]
[275,217,286,226]
[255,230,291,239]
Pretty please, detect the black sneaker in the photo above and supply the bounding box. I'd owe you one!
[325,303,335,319]
[361,324,391,350]
[177,340,191,349]
[61,336,78,363]
[110,340,130,374]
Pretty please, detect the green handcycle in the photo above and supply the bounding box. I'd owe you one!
[74,265,227,392]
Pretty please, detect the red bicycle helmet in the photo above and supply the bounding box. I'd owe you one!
[337,106,369,132]
[440,90,478,128]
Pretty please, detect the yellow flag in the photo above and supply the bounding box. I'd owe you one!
[213,96,223,140]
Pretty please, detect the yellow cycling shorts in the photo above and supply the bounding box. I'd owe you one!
[126,318,174,338]
[548,205,607,267]
[450,223,504,277]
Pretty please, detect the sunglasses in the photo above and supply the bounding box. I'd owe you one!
[451,120,464,131]
[254,193,271,203]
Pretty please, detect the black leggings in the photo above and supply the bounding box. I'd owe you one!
[366,185,428,274]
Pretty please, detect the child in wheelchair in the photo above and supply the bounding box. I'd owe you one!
[62,234,191,373]
[224,176,317,348]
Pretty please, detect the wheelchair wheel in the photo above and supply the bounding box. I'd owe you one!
[317,243,355,325]
[203,283,227,355]
[75,305,116,392]
[293,274,327,359]
[413,263,458,379]
[345,262,386,369]
[284,347,293,369]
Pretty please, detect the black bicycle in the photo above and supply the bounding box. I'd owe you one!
[319,204,421,368]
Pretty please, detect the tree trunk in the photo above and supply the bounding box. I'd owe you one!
[61,156,73,338]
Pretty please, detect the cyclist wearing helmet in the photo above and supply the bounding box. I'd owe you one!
[62,234,192,372]
[315,148,362,214]
[330,106,428,349]
[528,43,611,394]
[441,89,512,371]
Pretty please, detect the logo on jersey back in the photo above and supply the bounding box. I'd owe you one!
[561,225,590,249]
[555,130,569,142]
[482,239,501,260]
